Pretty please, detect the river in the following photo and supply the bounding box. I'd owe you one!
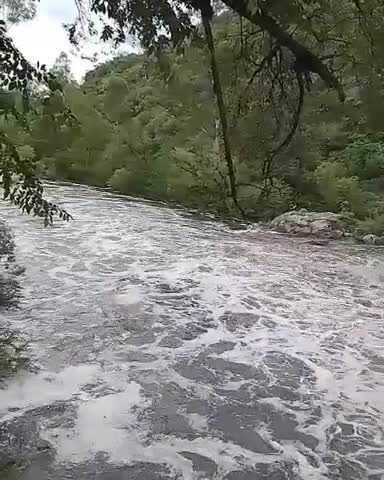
[1,183,384,480]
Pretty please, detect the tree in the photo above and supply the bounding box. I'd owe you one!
[75,0,346,99]
[51,52,75,85]
[199,3,243,214]
[71,0,359,214]
[1,0,36,25]
[0,3,72,223]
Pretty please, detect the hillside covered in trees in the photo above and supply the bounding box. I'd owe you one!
[2,2,384,236]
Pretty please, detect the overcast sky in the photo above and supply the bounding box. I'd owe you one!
[10,0,132,81]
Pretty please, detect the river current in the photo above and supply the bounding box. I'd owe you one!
[1,183,384,479]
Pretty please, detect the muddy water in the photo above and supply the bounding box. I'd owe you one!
[0,183,384,480]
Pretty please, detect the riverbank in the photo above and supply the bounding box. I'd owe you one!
[42,180,384,246]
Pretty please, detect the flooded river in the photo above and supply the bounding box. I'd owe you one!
[1,183,384,479]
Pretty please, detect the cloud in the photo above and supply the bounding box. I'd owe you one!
[39,0,78,22]
[10,0,95,80]
[9,0,138,82]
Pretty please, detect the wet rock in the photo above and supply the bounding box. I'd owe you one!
[270,210,353,239]
[227,223,249,231]
[361,234,384,245]
[179,451,217,476]
[362,234,378,245]
[5,264,26,275]
[307,239,330,246]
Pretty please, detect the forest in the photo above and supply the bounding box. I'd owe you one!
[1,0,384,236]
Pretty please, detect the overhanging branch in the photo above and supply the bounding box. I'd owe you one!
[222,0,346,102]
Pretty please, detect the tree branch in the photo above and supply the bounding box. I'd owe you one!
[262,71,305,180]
[222,0,346,102]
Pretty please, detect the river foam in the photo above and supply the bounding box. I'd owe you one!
[1,183,384,479]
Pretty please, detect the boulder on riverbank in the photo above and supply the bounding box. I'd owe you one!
[270,210,354,239]
[361,234,384,245]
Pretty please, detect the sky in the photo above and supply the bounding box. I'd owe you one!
[10,0,131,81]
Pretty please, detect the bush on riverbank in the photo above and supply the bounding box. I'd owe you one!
[33,51,384,234]
[0,221,29,383]
[0,329,29,383]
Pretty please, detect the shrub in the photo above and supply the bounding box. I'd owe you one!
[0,329,30,384]
[355,213,384,237]
[0,222,29,382]
[108,168,133,194]
[314,162,368,217]
[343,135,384,180]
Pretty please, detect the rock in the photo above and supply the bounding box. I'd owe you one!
[270,211,353,239]
[307,239,330,246]
[6,265,26,276]
[228,223,249,231]
[362,234,377,245]
[362,234,384,245]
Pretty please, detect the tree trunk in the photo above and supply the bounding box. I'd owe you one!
[200,8,245,217]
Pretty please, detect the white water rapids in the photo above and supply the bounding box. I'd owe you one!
[0,183,384,480]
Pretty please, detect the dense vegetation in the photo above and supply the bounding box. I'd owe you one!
[0,222,29,383]
[1,0,384,236]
